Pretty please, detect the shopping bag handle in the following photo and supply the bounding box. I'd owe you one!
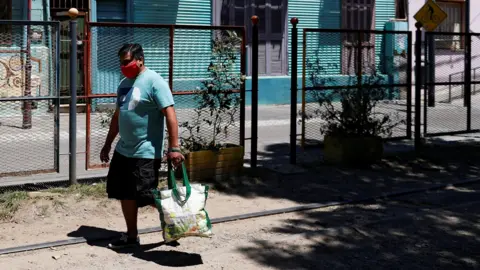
[168,161,192,204]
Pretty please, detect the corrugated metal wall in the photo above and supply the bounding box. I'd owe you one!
[288,0,396,77]
[288,0,341,77]
[97,0,127,22]
[11,1,24,20]
[133,0,212,90]
[133,0,210,25]
[92,0,212,94]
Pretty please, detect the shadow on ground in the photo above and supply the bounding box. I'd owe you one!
[238,184,480,269]
[189,138,480,206]
[67,226,203,267]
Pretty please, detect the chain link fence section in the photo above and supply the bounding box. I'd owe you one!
[87,96,118,169]
[0,21,60,178]
[0,23,59,97]
[301,29,412,147]
[0,101,57,177]
[470,33,480,131]
[86,23,246,169]
[423,32,469,135]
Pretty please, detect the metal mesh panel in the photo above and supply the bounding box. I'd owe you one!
[87,97,118,169]
[175,92,242,148]
[86,24,245,169]
[0,100,57,177]
[0,23,59,97]
[424,32,469,135]
[171,28,243,92]
[0,21,60,178]
[88,26,170,96]
[301,30,411,146]
[471,33,480,131]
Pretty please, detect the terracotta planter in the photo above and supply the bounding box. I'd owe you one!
[324,135,383,165]
[182,145,244,182]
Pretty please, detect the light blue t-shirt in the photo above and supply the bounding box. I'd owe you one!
[115,68,174,159]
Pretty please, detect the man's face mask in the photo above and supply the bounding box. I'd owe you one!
[120,59,140,79]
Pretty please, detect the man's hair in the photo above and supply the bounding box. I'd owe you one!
[118,43,144,61]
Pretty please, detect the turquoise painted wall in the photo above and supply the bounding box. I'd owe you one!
[91,0,214,98]
[31,0,47,21]
[11,1,24,20]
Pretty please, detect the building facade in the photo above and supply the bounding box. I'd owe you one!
[1,0,407,106]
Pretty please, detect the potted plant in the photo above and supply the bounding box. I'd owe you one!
[303,56,404,166]
[178,30,245,182]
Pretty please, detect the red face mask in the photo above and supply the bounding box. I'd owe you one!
[121,61,140,79]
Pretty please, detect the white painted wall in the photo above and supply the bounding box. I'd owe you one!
[408,1,480,101]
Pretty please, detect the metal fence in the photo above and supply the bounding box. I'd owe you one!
[422,31,480,137]
[299,28,413,147]
[4,18,480,187]
[0,20,60,178]
[84,23,247,169]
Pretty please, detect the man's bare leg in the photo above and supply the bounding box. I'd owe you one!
[121,200,138,238]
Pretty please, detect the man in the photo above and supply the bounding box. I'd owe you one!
[100,43,184,249]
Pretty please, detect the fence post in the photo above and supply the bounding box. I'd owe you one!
[22,25,32,129]
[427,34,435,107]
[251,16,259,169]
[406,31,413,139]
[55,23,61,173]
[240,26,247,149]
[414,22,423,151]
[169,25,174,91]
[465,32,472,131]
[290,18,299,165]
[69,9,78,185]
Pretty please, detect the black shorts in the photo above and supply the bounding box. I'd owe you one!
[106,151,162,208]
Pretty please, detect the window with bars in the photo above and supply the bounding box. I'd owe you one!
[435,1,465,50]
[217,0,287,76]
[0,0,12,44]
[50,0,89,11]
[341,0,376,75]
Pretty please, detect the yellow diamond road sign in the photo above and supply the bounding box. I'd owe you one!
[414,0,448,32]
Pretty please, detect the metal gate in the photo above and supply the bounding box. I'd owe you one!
[423,31,480,137]
[300,28,413,147]
[0,20,60,177]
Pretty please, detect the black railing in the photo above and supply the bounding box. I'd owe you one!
[448,66,480,103]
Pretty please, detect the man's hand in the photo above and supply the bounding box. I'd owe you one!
[100,144,111,163]
[167,151,185,168]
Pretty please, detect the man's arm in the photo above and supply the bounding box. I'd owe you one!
[162,105,179,149]
[104,108,120,148]
[151,75,184,165]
